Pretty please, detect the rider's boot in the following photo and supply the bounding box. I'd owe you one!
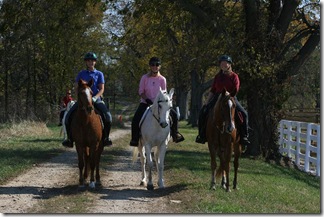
[62,123,73,148]
[103,121,112,147]
[195,107,207,144]
[129,132,139,147]
[170,117,185,143]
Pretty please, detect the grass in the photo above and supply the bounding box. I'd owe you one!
[0,121,321,214]
[162,122,321,214]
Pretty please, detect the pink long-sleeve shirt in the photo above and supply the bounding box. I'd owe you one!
[139,73,167,103]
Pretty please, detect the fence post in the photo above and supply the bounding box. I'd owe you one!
[304,124,311,173]
[287,121,292,158]
[296,122,301,167]
[316,125,321,177]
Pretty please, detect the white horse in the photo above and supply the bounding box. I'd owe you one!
[60,100,75,140]
[133,88,174,190]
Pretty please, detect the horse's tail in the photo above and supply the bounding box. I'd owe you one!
[132,146,139,163]
[216,165,223,178]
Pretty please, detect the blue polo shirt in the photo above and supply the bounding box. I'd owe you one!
[75,69,105,96]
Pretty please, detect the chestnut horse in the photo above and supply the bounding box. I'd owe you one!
[206,88,241,192]
[71,79,103,189]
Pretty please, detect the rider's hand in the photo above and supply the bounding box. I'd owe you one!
[145,99,153,105]
[92,96,98,102]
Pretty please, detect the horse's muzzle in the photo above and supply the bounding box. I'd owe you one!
[87,106,93,113]
[160,122,168,128]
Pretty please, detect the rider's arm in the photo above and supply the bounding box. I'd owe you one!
[94,83,104,99]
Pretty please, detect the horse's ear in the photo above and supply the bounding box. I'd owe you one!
[88,79,94,87]
[222,88,227,95]
[78,79,83,86]
[169,88,175,99]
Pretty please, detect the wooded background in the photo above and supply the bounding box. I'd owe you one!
[0,0,320,159]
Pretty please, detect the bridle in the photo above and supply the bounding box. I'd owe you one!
[150,95,171,127]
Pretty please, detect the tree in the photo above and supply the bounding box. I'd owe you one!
[180,0,320,159]
[0,0,108,122]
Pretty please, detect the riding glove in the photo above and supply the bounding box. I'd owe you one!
[145,99,153,105]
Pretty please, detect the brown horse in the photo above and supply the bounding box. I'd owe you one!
[71,79,103,189]
[206,88,241,192]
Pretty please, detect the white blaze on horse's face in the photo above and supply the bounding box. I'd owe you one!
[226,93,235,133]
[154,90,172,128]
[85,88,92,105]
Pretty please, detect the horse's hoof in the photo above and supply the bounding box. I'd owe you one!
[226,188,231,192]
[89,182,96,189]
[140,181,147,186]
[147,184,154,190]
[210,185,216,190]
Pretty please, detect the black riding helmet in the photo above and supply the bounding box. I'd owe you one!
[149,57,161,66]
[218,55,232,64]
[84,52,97,61]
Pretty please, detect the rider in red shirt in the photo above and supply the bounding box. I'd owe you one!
[58,90,73,126]
[195,55,250,151]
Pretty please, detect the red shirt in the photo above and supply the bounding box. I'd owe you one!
[62,96,73,108]
[210,71,240,96]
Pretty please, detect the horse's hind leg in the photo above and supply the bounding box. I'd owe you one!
[208,143,217,190]
[95,146,103,187]
[233,148,240,189]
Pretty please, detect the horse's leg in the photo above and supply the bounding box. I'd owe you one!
[145,145,154,190]
[83,147,90,186]
[224,150,232,192]
[89,148,96,189]
[208,142,217,190]
[233,141,240,190]
[139,144,147,186]
[95,144,103,187]
[76,146,85,187]
[157,144,166,189]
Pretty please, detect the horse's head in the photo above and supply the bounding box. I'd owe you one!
[77,79,94,114]
[151,88,174,128]
[214,88,236,134]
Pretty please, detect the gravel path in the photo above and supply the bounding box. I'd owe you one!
[0,128,178,214]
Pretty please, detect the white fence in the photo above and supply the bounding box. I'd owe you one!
[278,120,320,177]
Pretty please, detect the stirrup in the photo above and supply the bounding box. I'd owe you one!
[195,135,206,144]
[103,138,112,147]
[173,133,185,143]
[62,139,73,148]
[130,140,139,147]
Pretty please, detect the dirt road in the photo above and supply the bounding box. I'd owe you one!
[0,129,181,214]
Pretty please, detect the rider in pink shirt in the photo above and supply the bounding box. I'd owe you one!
[139,73,167,104]
[130,57,184,147]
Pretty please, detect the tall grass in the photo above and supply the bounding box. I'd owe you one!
[0,121,65,184]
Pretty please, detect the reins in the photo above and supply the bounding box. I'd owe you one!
[151,99,170,125]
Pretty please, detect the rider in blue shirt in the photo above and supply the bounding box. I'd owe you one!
[62,52,112,148]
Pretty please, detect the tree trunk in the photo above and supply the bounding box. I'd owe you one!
[189,69,203,126]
